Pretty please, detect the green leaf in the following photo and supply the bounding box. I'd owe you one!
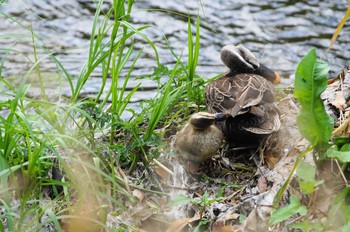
[296,161,316,182]
[296,161,322,194]
[167,194,193,207]
[294,48,333,151]
[328,187,350,227]
[0,221,4,232]
[342,221,350,232]
[239,214,246,224]
[340,143,350,152]
[326,145,350,163]
[333,136,350,149]
[297,180,316,195]
[193,219,209,232]
[288,220,324,231]
[269,195,307,226]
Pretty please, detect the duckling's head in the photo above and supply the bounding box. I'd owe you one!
[221,44,280,84]
[189,112,228,130]
[175,112,227,162]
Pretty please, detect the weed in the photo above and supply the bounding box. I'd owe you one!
[270,48,350,230]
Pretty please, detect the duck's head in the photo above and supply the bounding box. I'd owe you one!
[221,44,280,84]
[189,112,228,130]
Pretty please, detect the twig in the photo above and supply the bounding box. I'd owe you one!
[224,189,241,201]
[128,184,169,196]
[116,167,131,193]
[229,164,254,172]
[164,184,197,191]
[335,159,349,187]
[153,158,175,176]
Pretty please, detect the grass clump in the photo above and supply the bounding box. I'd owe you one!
[0,0,207,230]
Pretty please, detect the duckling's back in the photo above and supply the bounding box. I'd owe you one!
[174,123,224,162]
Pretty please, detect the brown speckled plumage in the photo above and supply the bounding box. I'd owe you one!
[205,45,281,145]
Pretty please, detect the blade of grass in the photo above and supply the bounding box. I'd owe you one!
[0,200,15,232]
[273,145,313,207]
[45,209,63,232]
[328,7,350,51]
[144,59,184,141]
[71,26,150,102]
[29,23,47,100]
[119,21,159,65]
[115,48,144,117]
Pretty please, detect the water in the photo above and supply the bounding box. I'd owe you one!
[0,0,349,98]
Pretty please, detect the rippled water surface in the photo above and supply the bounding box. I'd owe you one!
[1,0,349,91]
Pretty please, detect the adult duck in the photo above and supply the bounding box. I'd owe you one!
[205,44,281,146]
[174,112,227,162]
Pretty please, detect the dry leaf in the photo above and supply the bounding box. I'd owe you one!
[257,176,267,193]
[243,207,269,231]
[332,91,346,111]
[132,204,153,221]
[132,189,144,202]
[242,208,258,232]
[212,220,239,232]
[212,220,225,232]
[165,218,191,232]
[332,117,350,136]
[165,214,201,232]
[224,212,240,221]
[264,151,280,169]
[221,225,238,232]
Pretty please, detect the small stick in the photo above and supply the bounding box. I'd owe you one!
[153,158,175,176]
[335,159,349,187]
[116,167,131,193]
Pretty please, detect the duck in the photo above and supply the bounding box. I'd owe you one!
[174,112,228,162]
[205,44,281,146]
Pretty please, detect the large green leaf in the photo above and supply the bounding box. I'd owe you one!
[269,195,307,226]
[294,48,333,151]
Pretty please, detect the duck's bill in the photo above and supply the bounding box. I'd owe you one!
[273,72,281,84]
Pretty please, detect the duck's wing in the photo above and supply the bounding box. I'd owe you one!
[205,76,239,115]
[205,74,276,117]
[243,103,281,134]
[234,74,275,109]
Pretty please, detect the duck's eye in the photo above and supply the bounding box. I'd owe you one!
[214,113,228,121]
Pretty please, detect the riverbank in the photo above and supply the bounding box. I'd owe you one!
[1,1,350,231]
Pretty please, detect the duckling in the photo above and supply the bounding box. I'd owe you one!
[174,112,227,162]
[205,44,281,146]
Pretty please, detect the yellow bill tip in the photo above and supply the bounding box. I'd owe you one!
[273,72,281,84]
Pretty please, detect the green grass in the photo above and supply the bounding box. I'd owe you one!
[0,0,207,230]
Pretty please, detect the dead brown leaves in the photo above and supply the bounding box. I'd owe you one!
[166,214,201,232]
